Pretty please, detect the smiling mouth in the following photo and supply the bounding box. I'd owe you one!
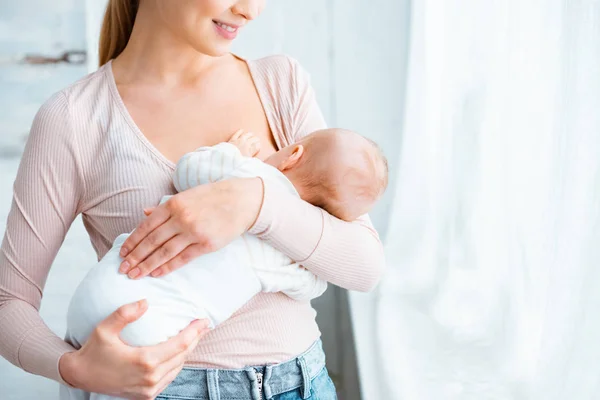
[213,20,238,33]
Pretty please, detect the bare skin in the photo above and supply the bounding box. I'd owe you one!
[59,1,273,399]
[228,129,262,157]
[115,0,274,280]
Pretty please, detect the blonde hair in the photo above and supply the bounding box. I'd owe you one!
[98,0,139,66]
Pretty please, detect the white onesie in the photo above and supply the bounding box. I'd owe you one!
[61,143,327,400]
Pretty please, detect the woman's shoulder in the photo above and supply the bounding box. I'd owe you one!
[36,63,113,122]
[245,54,312,93]
[29,63,115,154]
[246,54,310,102]
[246,53,300,73]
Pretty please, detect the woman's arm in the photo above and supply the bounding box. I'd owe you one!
[0,93,209,397]
[118,57,385,291]
[248,188,384,292]
[248,57,386,292]
[0,92,83,383]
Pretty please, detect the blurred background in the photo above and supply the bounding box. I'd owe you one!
[1,0,600,399]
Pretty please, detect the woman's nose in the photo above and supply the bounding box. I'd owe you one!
[231,0,265,21]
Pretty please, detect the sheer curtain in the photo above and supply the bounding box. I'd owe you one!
[378,1,600,399]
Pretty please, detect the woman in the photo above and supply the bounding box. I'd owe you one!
[0,0,385,399]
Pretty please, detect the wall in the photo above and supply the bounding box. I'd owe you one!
[0,2,95,399]
[0,2,410,399]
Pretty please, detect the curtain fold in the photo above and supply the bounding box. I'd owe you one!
[379,1,600,398]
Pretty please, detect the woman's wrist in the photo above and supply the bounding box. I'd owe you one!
[58,351,82,388]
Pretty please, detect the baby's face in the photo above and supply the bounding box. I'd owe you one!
[265,129,387,221]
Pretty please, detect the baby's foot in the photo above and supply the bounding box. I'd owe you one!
[228,129,261,157]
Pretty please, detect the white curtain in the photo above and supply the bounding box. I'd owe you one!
[378,1,600,399]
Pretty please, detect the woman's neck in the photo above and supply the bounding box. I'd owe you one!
[112,4,223,87]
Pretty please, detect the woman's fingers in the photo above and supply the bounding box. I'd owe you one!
[149,319,210,363]
[135,235,190,278]
[134,320,208,398]
[130,355,187,400]
[150,244,205,278]
[120,207,170,258]
[141,362,186,400]
[150,364,186,399]
[120,219,179,277]
[152,329,203,377]
[98,299,148,337]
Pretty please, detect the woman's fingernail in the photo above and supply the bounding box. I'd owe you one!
[128,267,141,279]
[119,261,130,273]
[120,247,128,257]
[150,268,162,277]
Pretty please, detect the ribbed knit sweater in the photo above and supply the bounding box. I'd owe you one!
[0,54,385,385]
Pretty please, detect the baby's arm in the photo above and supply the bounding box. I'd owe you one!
[262,264,328,302]
[173,142,242,192]
[173,130,262,192]
[246,234,328,302]
[174,132,327,302]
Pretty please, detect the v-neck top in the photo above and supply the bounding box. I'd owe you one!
[0,54,385,385]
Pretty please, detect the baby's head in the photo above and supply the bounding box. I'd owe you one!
[264,128,388,221]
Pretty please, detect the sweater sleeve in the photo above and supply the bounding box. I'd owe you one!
[0,92,84,384]
[248,57,385,292]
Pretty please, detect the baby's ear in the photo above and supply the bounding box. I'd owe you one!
[280,144,305,171]
[290,144,304,162]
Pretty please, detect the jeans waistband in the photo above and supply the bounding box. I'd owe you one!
[158,339,326,400]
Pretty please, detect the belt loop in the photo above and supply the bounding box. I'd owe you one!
[246,368,261,400]
[263,365,274,399]
[207,369,220,400]
[296,356,312,399]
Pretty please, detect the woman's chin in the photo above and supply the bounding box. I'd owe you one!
[210,47,233,58]
[185,28,237,58]
[193,42,233,58]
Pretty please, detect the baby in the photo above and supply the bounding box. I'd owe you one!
[63,127,388,399]
[257,128,388,222]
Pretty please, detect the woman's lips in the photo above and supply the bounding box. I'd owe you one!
[213,20,239,40]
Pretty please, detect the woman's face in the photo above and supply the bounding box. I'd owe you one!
[151,0,266,56]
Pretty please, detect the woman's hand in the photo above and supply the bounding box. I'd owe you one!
[119,177,263,279]
[59,299,210,400]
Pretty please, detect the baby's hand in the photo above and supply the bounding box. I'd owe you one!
[228,129,261,157]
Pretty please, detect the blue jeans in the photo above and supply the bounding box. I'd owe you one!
[157,339,337,400]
